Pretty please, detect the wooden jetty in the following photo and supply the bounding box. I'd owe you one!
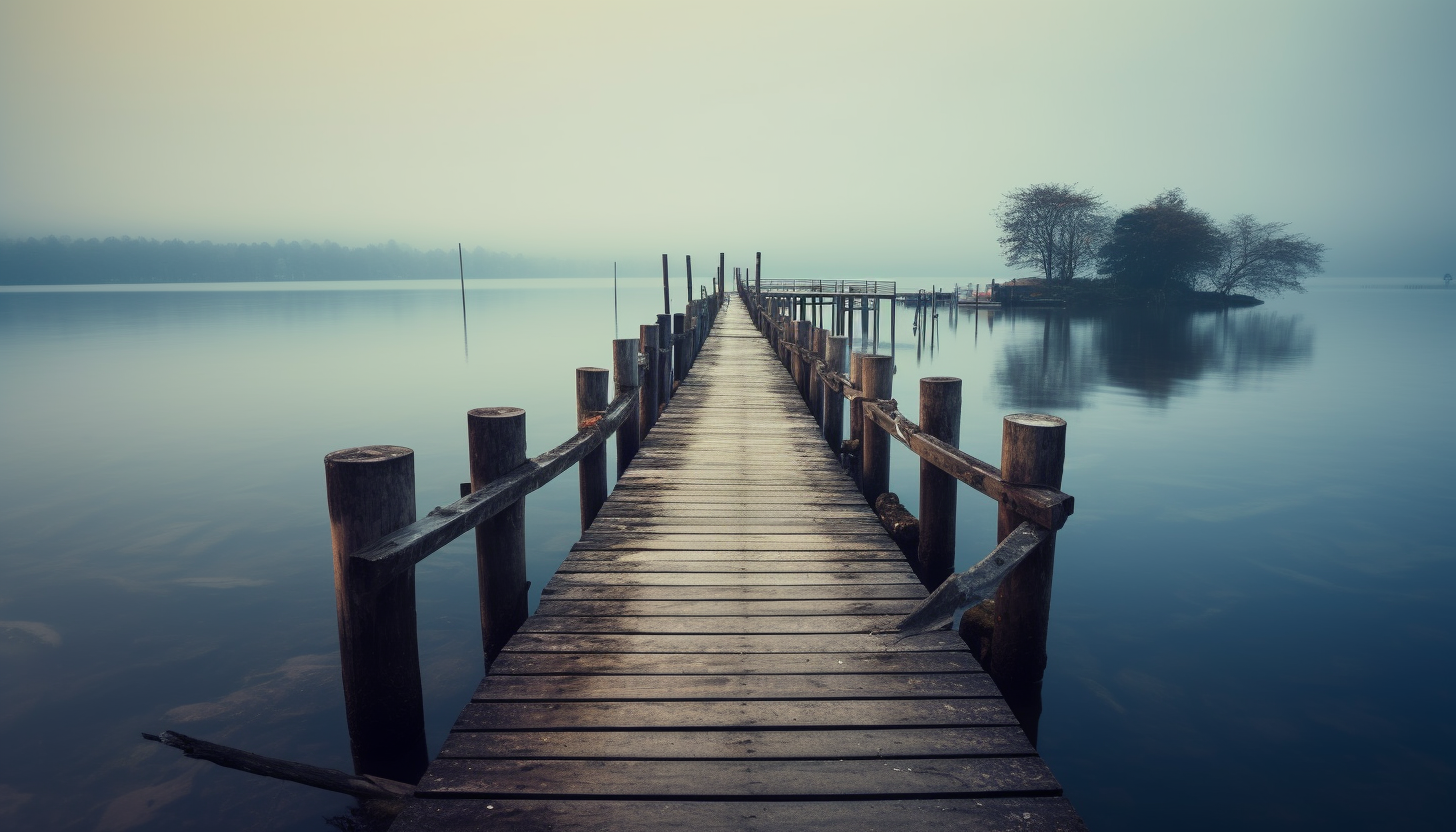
[156,258,1081,829]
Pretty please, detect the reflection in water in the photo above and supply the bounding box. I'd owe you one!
[993,307,1314,408]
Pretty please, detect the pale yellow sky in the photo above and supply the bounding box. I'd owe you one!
[1,0,1451,275]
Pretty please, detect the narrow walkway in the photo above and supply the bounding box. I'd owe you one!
[390,300,1084,830]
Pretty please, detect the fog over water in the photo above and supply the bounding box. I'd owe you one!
[1,1,1452,277]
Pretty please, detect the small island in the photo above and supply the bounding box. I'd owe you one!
[993,184,1326,308]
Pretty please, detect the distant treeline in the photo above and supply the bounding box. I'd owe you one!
[0,236,592,285]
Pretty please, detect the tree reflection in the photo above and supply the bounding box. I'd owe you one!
[993,306,1313,408]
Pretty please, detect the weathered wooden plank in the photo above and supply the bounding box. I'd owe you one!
[497,631,967,654]
[389,796,1088,832]
[535,598,919,617]
[553,557,912,572]
[452,698,1017,730]
[436,726,1031,760]
[417,756,1061,798]
[585,522,884,536]
[573,535,901,551]
[539,583,925,601]
[469,671,996,701]
[517,614,899,635]
[486,650,980,676]
[544,572,918,586]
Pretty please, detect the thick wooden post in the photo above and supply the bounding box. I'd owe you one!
[638,324,659,437]
[613,338,641,476]
[467,408,530,665]
[325,446,428,784]
[848,352,865,473]
[917,377,962,588]
[576,367,610,531]
[672,312,686,384]
[858,354,894,501]
[989,413,1067,744]
[824,335,847,452]
[656,314,672,406]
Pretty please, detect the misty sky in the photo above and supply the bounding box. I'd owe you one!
[2,0,1451,277]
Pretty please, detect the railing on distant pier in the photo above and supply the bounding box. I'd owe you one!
[736,273,1076,738]
[756,278,898,297]
[324,266,729,784]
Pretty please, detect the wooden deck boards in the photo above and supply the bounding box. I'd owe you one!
[390,299,1085,831]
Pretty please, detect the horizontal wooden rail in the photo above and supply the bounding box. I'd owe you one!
[349,389,638,591]
[785,341,1073,530]
[862,401,1074,530]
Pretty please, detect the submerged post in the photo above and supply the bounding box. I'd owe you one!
[989,413,1067,744]
[325,445,428,785]
[859,354,894,501]
[467,408,529,665]
[917,377,961,588]
[576,368,610,531]
[613,338,641,476]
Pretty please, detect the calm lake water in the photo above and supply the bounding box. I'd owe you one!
[0,276,1451,830]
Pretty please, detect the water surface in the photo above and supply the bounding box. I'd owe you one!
[0,276,1451,830]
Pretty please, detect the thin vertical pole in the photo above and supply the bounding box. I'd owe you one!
[458,244,469,357]
[685,255,693,302]
[612,262,619,339]
[661,254,670,316]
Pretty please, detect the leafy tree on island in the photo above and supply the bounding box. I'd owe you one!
[1199,214,1325,297]
[1096,189,1222,301]
[994,183,1110,284]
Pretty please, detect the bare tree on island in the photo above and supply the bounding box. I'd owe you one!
[994,183,1110,284]
[1200,214,1326,297]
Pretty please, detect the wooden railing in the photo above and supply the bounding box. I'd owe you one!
[324,276,727,784]
[736,275,1076,725]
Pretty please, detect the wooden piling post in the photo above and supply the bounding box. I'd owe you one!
[576,368,610,531]
[467,408,530,665]
[848,352,865,471]
[917,377,962,588]
[858,354,894,501]
[638,325,659,436]
[656,313,672,406]
[661,254,670,316]
[325,445,428,784]
[672,312,687,384]
[613,338,641,476]
[824,335,847,452]
[989,413,1067,741]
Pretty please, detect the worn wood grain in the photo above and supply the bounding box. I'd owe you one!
[390,797,1087,832]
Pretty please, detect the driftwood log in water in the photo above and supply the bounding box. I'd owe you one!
[143,730,413,802]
